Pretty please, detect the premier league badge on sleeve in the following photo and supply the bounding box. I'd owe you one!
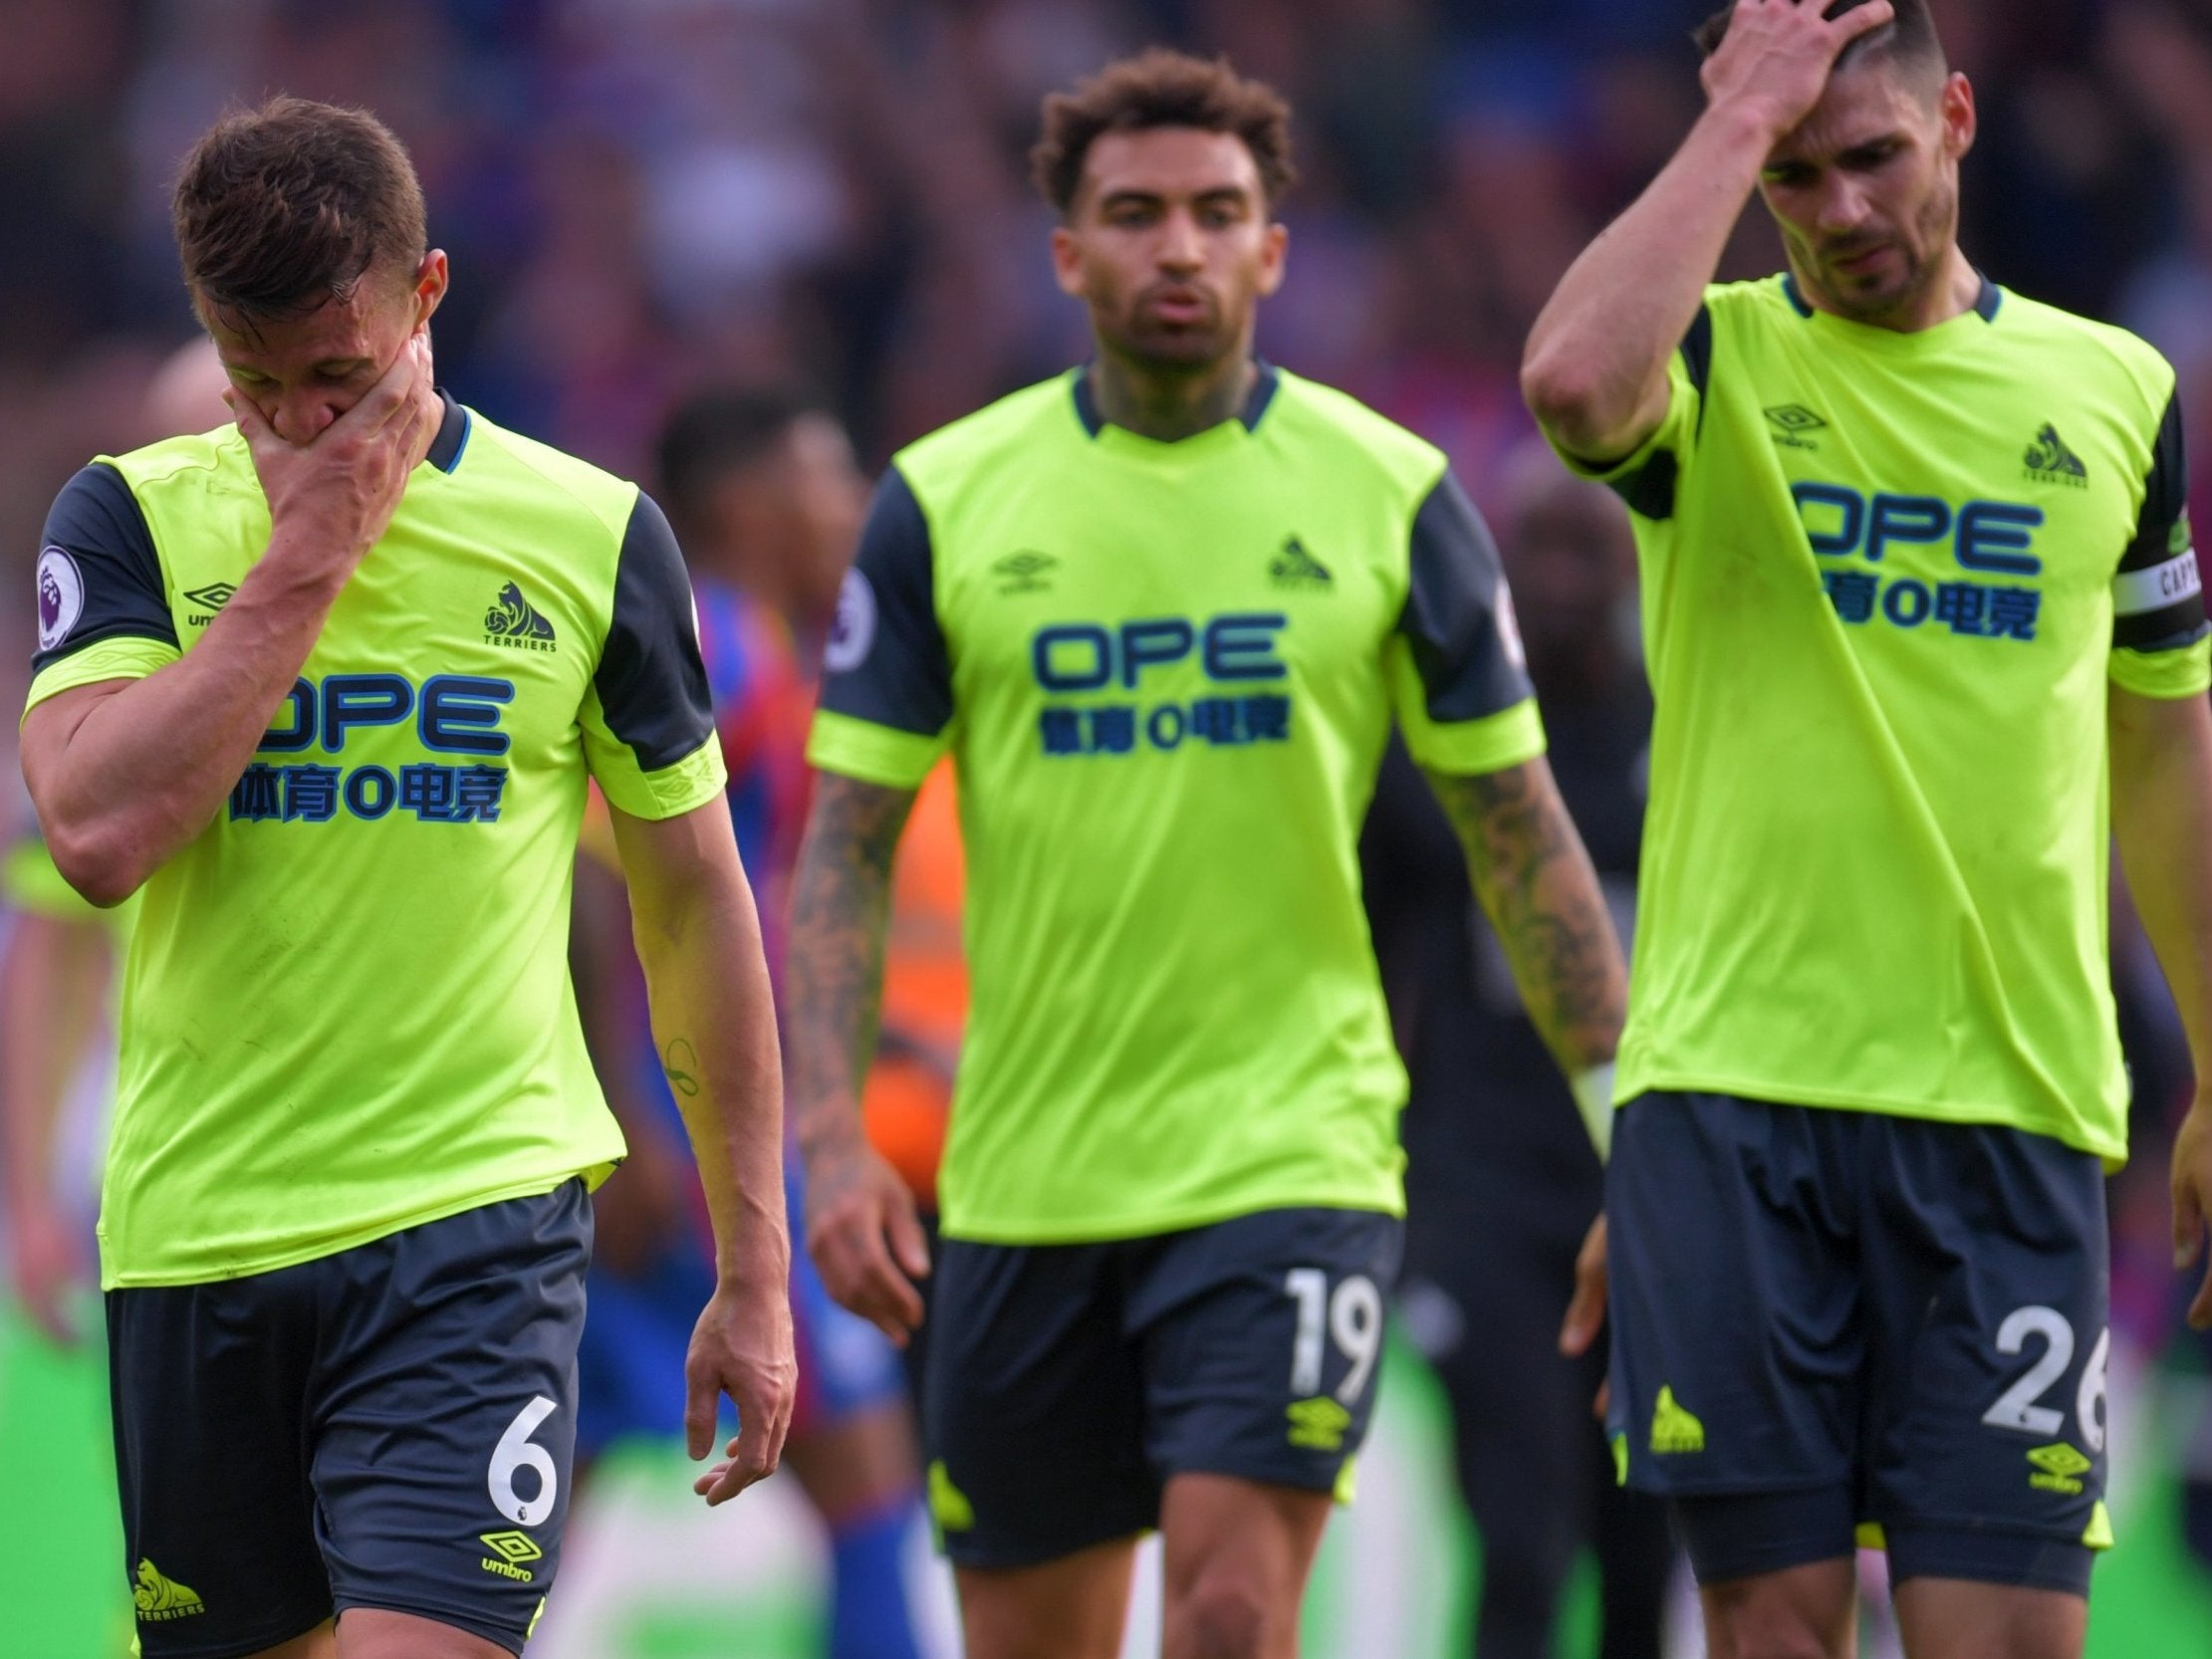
[826,567,877,673]
[36,545,84,652]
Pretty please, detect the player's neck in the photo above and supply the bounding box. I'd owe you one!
[1794,244,1981,334]
[1087,349,1257,443]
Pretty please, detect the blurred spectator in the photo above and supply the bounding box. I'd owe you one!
[571,385,930,1659]
[1367,444,1671,1659]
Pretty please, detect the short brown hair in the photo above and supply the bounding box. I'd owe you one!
[1031,49,1297,217]
[173,96,427,323]
[1695,0,1945,84]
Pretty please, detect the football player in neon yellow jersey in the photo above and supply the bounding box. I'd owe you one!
[785,50,1628,1659]
[1526,3,2212,1656]
[18,98,793,1659]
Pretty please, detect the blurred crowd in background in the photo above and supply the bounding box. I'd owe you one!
[4,0,2212,656]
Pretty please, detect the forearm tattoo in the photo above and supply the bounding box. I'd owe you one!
[1426,760,1626,1069]
[785,773,913,1163]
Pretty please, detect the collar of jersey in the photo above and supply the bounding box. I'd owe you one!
[1780,270,2003,355]
[1069,360,1279,452]
[423,388,471,474]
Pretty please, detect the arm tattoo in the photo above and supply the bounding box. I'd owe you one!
[660,1037,701,1098]
[1424,759,1626,1072]
[786,772,916,1166]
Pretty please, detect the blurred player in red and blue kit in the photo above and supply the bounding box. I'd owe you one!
[577,389,928,1659]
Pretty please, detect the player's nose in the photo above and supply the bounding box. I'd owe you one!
[1812,175,1872,237]
[1155,209,1203,270]
[272,395,339,445]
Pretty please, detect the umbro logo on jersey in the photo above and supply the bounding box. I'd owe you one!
[2024,423,2089,488]
[484,582,558,652]
[992,550,1057,594]
[132,1557,205,1622]
[183,581,237,624]
[1765,405,1827,450]
[1270,537,1333,590]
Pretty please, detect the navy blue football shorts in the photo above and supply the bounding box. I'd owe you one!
[107,1181,592,1657]
[1606,1093,2109,1596]
[923,1206,1402,1568]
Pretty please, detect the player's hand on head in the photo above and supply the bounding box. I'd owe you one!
[802,1136,929,1345]
[2173,1095,2212,1329]
[684,1275,797,1506]
[1700,0,1897,137]
[228,331,439,569]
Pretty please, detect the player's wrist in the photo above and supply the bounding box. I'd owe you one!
[1699,90,1797,154]
[1572,1063,1616,1162]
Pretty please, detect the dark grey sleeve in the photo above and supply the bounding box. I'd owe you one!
[594,490,718,770]
[1396,471,1538,723]
[817,465,953,737]
[2113,391,2207,653]
[31,463,177,674]
[1601,305,1713,523]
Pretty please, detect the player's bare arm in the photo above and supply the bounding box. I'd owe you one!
[21,338,438,906]
[786,770,931,1344]
[0,908,111,1344]
[2108,686,2212,1328]
[609,799,797,1503]
[1424,757,1626,1077]
[1521,0,1893,461]
[1428,757,1626,1372]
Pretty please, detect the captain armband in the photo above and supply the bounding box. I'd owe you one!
[2113,550,2202,621]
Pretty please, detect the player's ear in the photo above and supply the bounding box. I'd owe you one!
[410,250,450,329]
[1256,220,1289,299]
[1938,72,1975,160]
[1049,224,1087,299]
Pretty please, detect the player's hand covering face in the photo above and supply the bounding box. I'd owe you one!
[1051,126,1287,371]
[224,332,440,569]
[203,250,447,445]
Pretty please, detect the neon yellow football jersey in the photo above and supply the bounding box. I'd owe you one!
[810,366,1546,1243]
[1562,276,2209,1162]
[24,395,726,1286]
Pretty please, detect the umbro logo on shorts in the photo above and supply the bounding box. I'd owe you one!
[479,1530,543,1581]
[1286,1395,1352,1451]
[2026,1442,2091,1496]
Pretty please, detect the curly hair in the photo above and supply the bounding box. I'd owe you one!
[1031,49,1297,217]
[173,96,426,322]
